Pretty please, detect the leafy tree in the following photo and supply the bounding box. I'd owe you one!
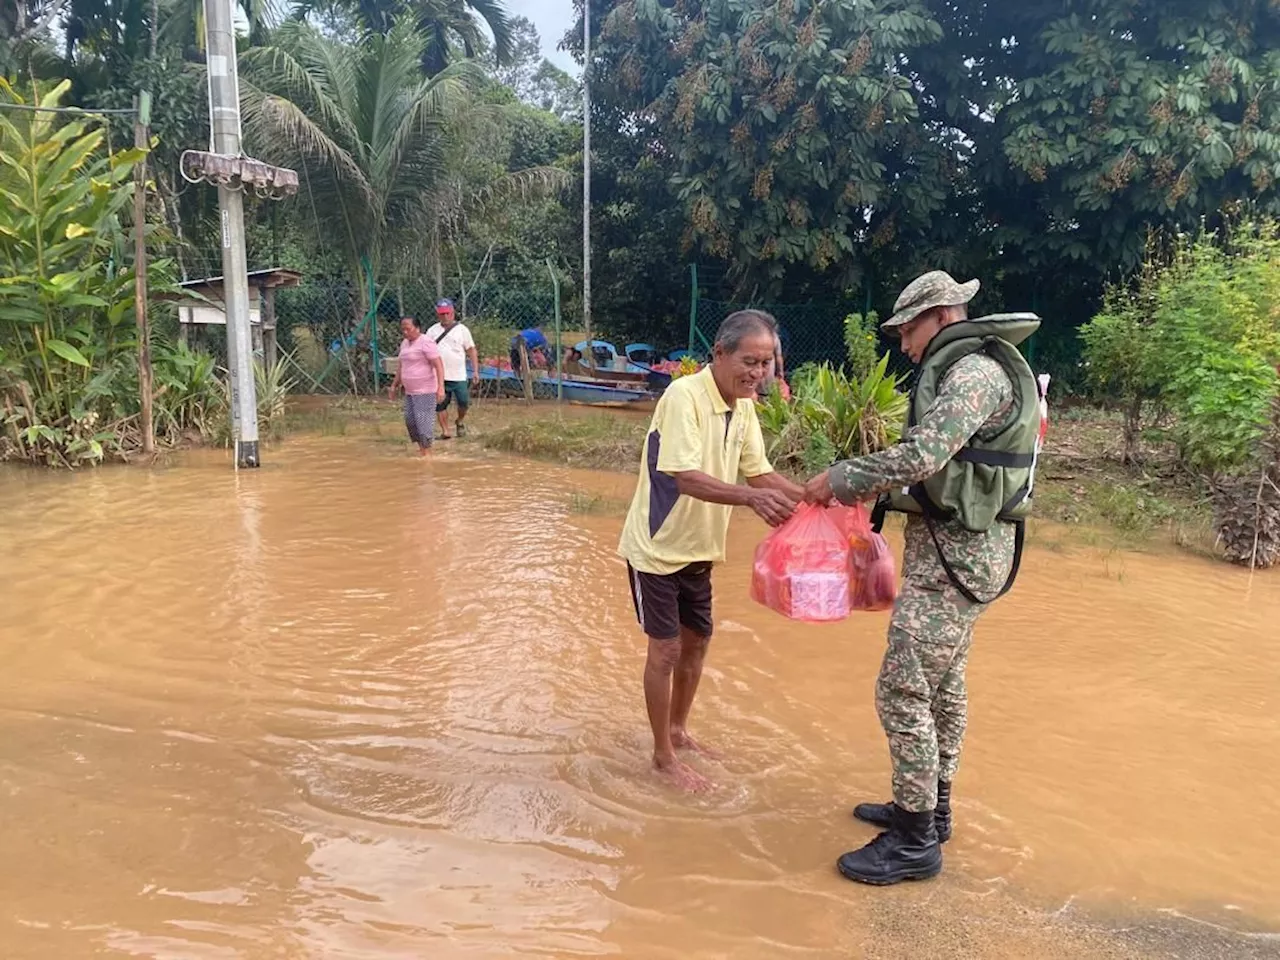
[484,15,580,120]
[419,82,575,314]
[240,21,480,317]
[1081,218,1280,566]
[85,54,212,277]
[295,0,515,74]
[918,0,1280,277]
[0,0,62,75]
[588,0,949,296]
[158,0,283,54]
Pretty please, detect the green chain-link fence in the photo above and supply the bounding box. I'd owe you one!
[268,274,562,395]
[169,254,1086,397]
[688,272,1086,391]
[692,297,864,373]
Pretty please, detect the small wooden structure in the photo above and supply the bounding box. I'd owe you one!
[175,268,302,370]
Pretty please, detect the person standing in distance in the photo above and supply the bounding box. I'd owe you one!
[426,299,479,439]
[618,310,804,792]
[389,316,446,456]
[509,325,550,374]
[803,271,1042,885]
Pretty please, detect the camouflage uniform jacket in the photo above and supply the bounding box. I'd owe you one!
[829,353,1017,598]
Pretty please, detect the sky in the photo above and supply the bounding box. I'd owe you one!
[519,0,580,74]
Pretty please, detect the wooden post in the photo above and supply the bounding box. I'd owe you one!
[250,287,264,358]
[547,258,562,405]
[519,340,533,404]
[133,93,155,455]
[433,222,444,298]
[262,285,278,373]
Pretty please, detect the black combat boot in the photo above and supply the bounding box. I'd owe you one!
[852,779,952,843]
[836,805,942,886]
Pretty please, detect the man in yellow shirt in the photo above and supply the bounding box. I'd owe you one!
[618,311,803,792]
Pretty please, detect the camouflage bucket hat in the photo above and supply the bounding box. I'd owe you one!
[881,271,981,331]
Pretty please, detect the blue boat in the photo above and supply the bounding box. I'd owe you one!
[478,364,648,404]
[574,339,620,368]
[625,343,658,365]
[556,379,649,405]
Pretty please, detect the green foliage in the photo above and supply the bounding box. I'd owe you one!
[303,0,517,75]
[1153,227,1280,472]
[1080,286,1157,402]
[483,14,579,120]
[428,90,573,305]
[151,339,221,441]
[1081,219,1280,475]
[842,311,881,380]
[593,0,946,293]
[759,355,909,476]
[571,0,1280,361]
[0,78,240,466]
[241,22,481,296]
[0,79,149,465]
[981,1,1280,274]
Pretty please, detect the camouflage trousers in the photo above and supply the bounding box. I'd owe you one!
[874,517,1011,813]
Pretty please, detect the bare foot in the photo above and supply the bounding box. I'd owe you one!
[418,447,432,457]
[653,754,713,793]
[671,728,722,760]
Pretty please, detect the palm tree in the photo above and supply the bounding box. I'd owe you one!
[240,19,480,324]
[399,104,572,299]
[159,0,284,53]
[415,0,513,74]
[291,0,513,75]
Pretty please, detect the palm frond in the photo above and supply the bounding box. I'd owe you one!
[355,20,430,164]
[461,0,513,65]
[240,80,375,210]
[376,52,479,200]
[241,26,362,151]
[466,166,572,215]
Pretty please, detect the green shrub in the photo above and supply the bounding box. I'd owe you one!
[843,310,881,380]
[760,355,908,476]
[0,78,200,466]
[1081,220,1280,476]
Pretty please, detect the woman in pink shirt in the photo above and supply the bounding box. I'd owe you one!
[389,316,445,455]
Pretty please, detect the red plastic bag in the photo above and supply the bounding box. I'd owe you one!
[844,503,898,612]
[751,504,852,622]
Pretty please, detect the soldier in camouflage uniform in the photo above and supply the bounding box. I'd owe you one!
[803,271,1034,886]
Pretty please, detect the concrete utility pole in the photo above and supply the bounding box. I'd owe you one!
[204,0,260,467]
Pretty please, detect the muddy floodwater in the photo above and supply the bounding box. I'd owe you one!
[2,430,1279,960]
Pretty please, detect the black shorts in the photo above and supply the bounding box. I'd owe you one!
[626,561,713,641]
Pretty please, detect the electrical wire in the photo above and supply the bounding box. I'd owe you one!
[0,102,136,116]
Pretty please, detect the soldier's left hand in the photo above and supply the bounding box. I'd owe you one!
[802,471,835,505]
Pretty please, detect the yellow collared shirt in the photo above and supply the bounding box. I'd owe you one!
[618,366,773,575]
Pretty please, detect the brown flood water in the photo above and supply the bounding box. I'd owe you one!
[2,432,1279,960]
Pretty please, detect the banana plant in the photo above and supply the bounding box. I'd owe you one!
[0,78,148,465]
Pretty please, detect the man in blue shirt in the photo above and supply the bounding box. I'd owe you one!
[510,326,550,373]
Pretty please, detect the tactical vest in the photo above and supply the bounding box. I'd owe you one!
[872,314,1043,604]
